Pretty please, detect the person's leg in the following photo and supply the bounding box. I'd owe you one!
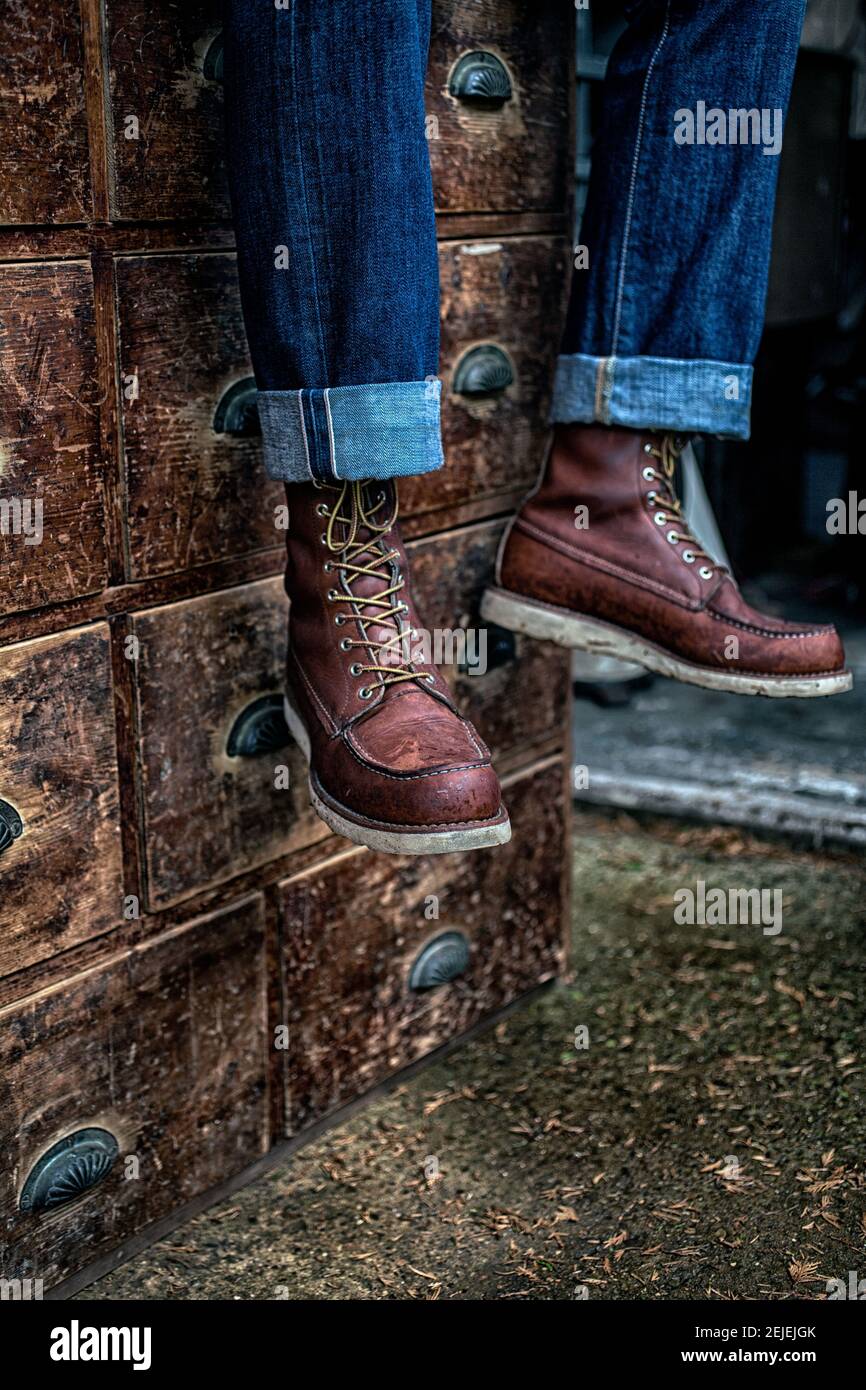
[223,0,510,851]
[486,0,851,697]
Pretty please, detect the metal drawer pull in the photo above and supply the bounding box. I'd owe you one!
[203,31,224,83]
[453,344,513,397]
[226,694,291,758]
[19,1128,119,1213]
[449,50,512,107]
[213,376,260,436]
[409,931,471,991]
[0,797,23,855]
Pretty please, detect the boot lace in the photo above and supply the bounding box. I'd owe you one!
[319,480,429,699]
[641,434,719,581]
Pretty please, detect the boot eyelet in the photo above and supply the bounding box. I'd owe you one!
[666,530,679,544]
[323,561,333,572]
[326,588,339,601]
[358,686,373,700]
[642,466,656,481]
[654,512,667,525]
[350,662,365,676]
[339,638,352,652]
[682,550,696,564]
[699,566,713,580]
[647,491,658,504]
[643,442,654,454]
[316,503,329,517]
[334,614,346,626]
[320,532,329,544]
[424,673,435,684]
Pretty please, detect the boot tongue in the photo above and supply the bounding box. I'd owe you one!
[335,485,411,677]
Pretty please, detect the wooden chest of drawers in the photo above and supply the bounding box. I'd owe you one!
[0,0,572,1293]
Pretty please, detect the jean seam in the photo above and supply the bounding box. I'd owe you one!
[296,391,312,479]
[610,0,672,359]
[288,1,329,382]
[323,387,338,477]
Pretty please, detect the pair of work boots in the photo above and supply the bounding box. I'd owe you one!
[281,424,851,854]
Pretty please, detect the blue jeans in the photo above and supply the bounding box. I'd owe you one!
[223,0,806,484]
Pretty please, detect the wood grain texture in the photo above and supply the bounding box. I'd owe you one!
[105,0,229,220]
[103,0,569,222]
[0,2,91,224]
[427,0,571,213]
[0,624,123,978]
[0,261,108,615]
[407,518,569,760]
[0,896,268,1287]
[403,233,570,523]
[115,251,282,580]
[131,577,328,911]
[115,236,569,577]
[279,759,565,1132]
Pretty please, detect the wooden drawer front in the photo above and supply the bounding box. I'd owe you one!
[408,519,569,759]
[116,252,282,581]
[132,578,328,910]
[0,262,107,614]
[117,238,566,578]
[0,624,122,980]
[428,1,571,214]
[403,234,569,525]
[106,1,229,220]
[0,897,267,1290]
[280,759,565,1132]
[0,7,90,224]
[104,2,569,221]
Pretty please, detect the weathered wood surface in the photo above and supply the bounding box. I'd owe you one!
[116,236,568,577]
[404,234,570,522]
[0,262,108,615]
[131,578,327,910]
[427,0,571,213]
[0,2,90,224]
[105,0,230,220]
[116,252,282,580]
[0,896,268,1286]
[279,759,565,1131]
[103,0,569,222]
[0,624,122,979]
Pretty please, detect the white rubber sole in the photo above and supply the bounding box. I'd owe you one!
[282,696,511,854]
[481,587,853,700]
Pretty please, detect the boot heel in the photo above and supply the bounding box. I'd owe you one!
[481,586,619,653]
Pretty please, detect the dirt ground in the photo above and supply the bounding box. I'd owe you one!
[81,808,866,1301]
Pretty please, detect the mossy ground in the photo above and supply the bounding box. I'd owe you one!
[81,809,866,1301]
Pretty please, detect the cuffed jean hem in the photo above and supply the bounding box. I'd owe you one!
[257,380,445,484]
[550,353,753,440]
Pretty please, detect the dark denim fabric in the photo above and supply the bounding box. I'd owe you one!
[557,0,807,438]
[223,0,442,481]
[222,0,806,480]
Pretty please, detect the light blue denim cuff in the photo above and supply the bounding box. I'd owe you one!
[551,353,753,440]
[257,380,444,484]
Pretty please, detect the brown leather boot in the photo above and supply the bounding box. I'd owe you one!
[482,425,852,698]
[282,478,510,853]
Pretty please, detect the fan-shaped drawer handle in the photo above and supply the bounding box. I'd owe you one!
[203,31,224,83]
[227,694,291,758]
[449,51,512,107]
[0,798,23,855]
[453,344,514,397]
[409,931,471,991]
[214,377,260,436]
[19,1128,119,1213]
